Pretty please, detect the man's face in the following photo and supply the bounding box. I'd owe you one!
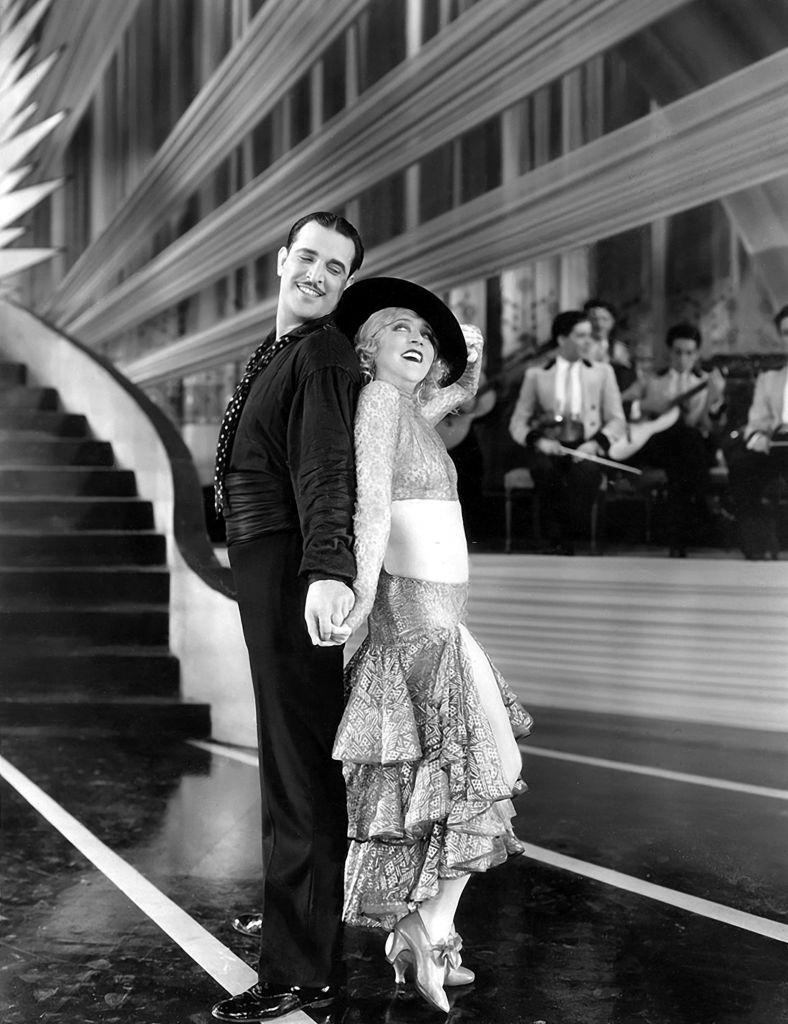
[778,315,788,348]
[558,319,592,362]
[277,221,356,327]
[589,306,615,341]
[669,337,699,373]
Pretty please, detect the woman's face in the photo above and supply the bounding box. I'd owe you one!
[373,310,436,391]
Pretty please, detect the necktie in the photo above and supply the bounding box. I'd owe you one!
[555,360,568,414]
[781,372,788,428]
[213,332,296,515]
[568,361,581,417]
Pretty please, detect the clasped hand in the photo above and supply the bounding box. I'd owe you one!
[304,579,355,646]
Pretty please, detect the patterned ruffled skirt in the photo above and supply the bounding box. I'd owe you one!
[333,570,533,931]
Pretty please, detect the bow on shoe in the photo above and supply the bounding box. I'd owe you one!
[434,930,463,970]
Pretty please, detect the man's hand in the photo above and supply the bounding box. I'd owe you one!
[575,439,602,459]
[305,580,355,646]
[536,437,563,456]
[707,367,726,406]
[460,324,484,364]
[746,432,770,454]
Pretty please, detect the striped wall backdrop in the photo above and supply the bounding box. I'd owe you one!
[465,555,788,733]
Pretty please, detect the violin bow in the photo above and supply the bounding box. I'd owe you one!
[555,443,643,475]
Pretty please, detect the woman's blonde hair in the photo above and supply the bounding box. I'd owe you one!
[354,307,450,403]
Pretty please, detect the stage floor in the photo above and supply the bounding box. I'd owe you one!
[2,711,786,1024]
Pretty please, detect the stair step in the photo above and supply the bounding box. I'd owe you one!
[0,531,165,566]
[0,437,114,466]
[0,647,179,693]
[0,696,210,736]
[0,606,169,645]
[0,567,170,604]
[0,410,88,435]
[0,385,59,409]
[0,362,27,387]
[0,467,137,496]
[0,497,154,530]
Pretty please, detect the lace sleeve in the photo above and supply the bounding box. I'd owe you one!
[421,325,483,426]
[344,380,400,633]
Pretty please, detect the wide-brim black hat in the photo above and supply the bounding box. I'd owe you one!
[335,276,467,384]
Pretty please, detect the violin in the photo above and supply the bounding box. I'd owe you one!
[436,345,547,450]
[534,412,585,446]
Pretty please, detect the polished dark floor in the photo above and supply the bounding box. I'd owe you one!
[2,711,787,1024]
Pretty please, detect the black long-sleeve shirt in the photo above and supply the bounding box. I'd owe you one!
[225,316,360,582]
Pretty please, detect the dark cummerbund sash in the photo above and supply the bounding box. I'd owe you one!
[223,471,299,546]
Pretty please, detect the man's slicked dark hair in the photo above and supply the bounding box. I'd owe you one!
[551,310,591,345]
[583,297,618,320]
[665,322,701,348]
[773,304,788,331]
[286,211,364,276]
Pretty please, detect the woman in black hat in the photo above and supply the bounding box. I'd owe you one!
[331,278,532,1013]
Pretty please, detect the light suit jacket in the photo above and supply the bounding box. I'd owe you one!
[509,358,626,448]
[744,367,788,438]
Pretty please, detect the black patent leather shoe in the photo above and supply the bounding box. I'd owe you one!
[211,981,342,1021]
[231,912,263,937]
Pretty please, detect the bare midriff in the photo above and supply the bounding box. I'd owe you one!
[384,498,469,583]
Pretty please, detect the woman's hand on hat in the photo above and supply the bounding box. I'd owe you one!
[460,324,484,363]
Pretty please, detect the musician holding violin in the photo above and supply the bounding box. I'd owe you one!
[726,304,788,560]
[634,322,726,557]
[509,310,626,554]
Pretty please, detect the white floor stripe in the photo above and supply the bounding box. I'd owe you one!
[191,740,788,944]
[523,842,788,944]
[190,739,260,767]
[0,754,312,1023]
[519,743,788,801]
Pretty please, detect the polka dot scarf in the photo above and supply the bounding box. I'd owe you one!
[213,332,296,515]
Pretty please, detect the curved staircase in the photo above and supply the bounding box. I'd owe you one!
[0,358,210,735]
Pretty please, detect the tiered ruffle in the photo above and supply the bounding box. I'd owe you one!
[333,572,532,930]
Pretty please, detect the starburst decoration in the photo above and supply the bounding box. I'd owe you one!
[0,0,64,281]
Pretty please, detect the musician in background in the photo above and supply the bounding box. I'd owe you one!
[636,322,726,557]
[584,298,641,417]
[583,298,616,364]
[509,310,625,554]
[726,304,788,559]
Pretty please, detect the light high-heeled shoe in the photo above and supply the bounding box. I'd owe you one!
[388,925,475,987]
[385,911,450,1013]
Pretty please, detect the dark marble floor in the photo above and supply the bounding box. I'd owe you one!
[1,711,787,1024]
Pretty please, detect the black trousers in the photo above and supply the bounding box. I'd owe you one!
[228,531,348,988]
[726,443,788,557]
[526,449,603,548]
[636,421,711,549]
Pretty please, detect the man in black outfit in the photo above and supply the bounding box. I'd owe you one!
[211,212,364,1022]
